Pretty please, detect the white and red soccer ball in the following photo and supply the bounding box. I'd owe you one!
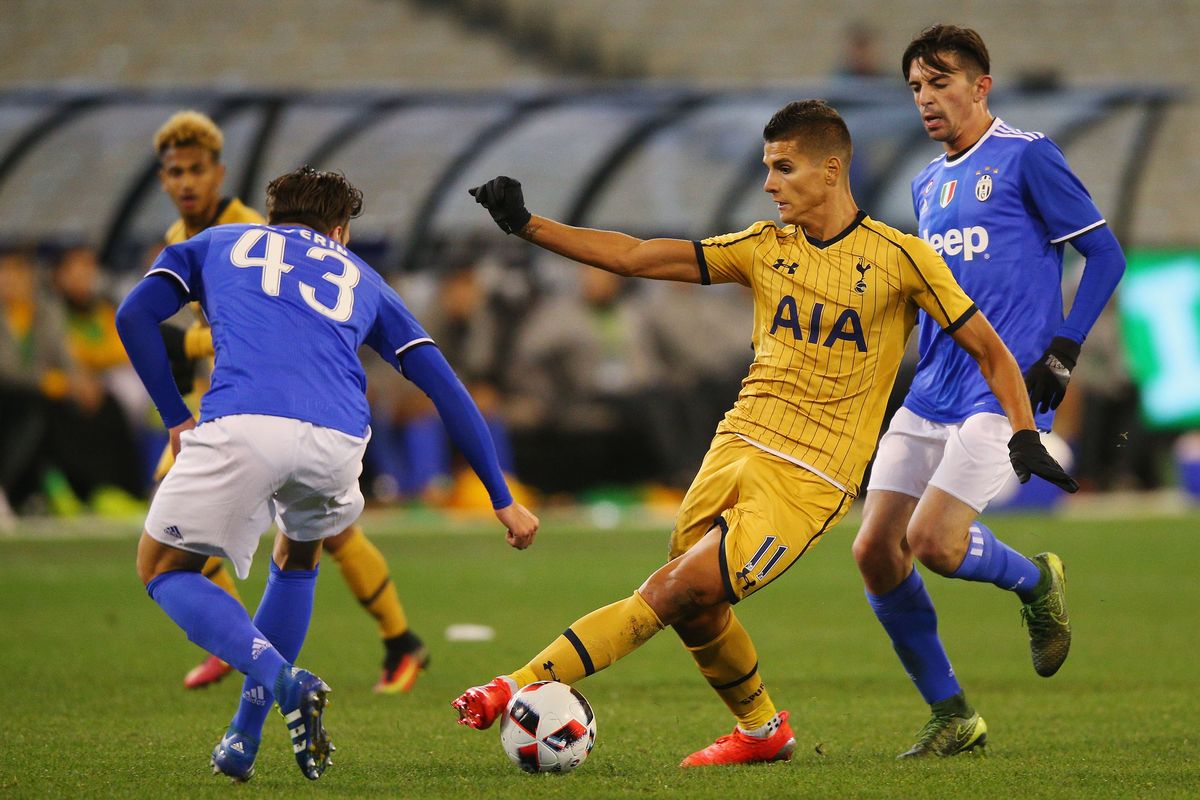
[499,681,596,774]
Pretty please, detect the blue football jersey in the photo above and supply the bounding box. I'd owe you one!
[904,118,1106,428]
[148,223,432,437]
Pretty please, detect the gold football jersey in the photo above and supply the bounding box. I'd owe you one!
[697,212,976,495]
[164,197,263,245]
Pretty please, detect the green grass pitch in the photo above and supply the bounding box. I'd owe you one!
[2,507,1198,798]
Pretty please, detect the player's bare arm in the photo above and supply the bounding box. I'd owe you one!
[470,176,701,283]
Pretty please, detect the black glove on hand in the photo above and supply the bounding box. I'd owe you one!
[159,323,195,396]
[1024,336,1080,414]
[1008,429,1078,492]
[468,176,531,235]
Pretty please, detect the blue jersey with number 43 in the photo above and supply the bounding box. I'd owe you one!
[904,117,1105,428]
[148,223,432,437]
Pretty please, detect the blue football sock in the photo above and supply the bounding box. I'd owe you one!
[950,521,1042,595]
[146,570,287,691]
[867,568,961,705]
[230,561,318,738]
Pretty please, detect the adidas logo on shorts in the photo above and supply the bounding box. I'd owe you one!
[163,525,182,539]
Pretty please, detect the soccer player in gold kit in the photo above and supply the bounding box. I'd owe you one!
[153,111,428,694]
[452,100,1075,765]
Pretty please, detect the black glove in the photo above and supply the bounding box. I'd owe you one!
[1008,429,1078,492]
[1024,336,1080,414]
[159,323,195,396]
[468,176,532,235]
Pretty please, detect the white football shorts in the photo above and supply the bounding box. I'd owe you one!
[144,414,368,579]
[866,406,1015,513]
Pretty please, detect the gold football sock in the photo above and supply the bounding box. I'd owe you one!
[329,525,409,639]
[685,609,777,730]
[510,591,664,687]
[201,557,242,603]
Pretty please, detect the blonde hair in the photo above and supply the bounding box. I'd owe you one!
[153,110,223,160]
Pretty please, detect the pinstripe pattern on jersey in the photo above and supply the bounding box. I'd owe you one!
[696,214,975,495]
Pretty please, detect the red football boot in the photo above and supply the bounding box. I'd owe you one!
[184,654,233,689]
[680,710,796,767]
[374,646,431,694]
[451,676,514,730]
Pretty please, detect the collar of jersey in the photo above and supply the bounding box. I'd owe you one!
[944,117,1004,165]
[804,209,867,249]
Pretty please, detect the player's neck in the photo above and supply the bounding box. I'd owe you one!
[796,193,860,242]
[181,197,222,237]
[944,112,995,158]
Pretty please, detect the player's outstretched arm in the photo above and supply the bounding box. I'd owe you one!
[399,343,538,548]
[949,312,1079,492]
[469,176,701,283]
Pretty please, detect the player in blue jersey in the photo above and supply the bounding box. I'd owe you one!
[116,166,539,782]
[852,25,1126,758]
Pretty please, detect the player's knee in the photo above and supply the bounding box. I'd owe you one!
[906,520,956,572]
[135,557,154,586]
[672,603,729,646]
[852,523,898,578]
[641,568,723,627]
[273,534,322,571]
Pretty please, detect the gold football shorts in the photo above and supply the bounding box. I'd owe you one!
[669,433,851,603]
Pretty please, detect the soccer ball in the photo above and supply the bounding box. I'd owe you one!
[499,681,597,774]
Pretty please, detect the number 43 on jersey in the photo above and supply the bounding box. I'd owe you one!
[230,228,360,322]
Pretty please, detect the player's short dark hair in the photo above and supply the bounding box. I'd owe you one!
[265,166,364,233]
[902,24,990,79]
[763,100,853,163]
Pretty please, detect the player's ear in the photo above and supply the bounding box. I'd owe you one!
[974,74,993,103]
[331,224,349,246]
[825,155,842,185]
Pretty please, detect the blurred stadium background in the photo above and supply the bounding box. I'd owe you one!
[1,0,1197,524]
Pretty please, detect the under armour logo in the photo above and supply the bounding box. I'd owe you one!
[771,258,799,275]
[542,660,558,681]
[735,567,758,593]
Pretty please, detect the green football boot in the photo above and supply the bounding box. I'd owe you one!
[897,710,988,759]
[1020,552,1071,677]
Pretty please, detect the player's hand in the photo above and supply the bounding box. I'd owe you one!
[168,416,197,458]
[1023,336,1080,414]
[495,501,539,550]
[1008,429,1078,492]
[468,176,532,235]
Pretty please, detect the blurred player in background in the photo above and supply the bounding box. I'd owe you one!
[118,166,538,781]
[452,100,1075,766]
[852,24,1125,758]
[153,111,433,694]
